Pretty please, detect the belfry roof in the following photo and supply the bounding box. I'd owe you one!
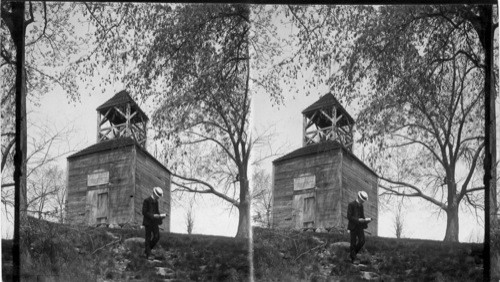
[272,141,377,177]
[96,90,149,122]
[67,137,170,173]
[302,93,354,127]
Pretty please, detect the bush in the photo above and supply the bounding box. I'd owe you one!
[19,217,117,280]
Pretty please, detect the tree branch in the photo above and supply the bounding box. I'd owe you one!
[379,176,447,210]
[24,1,35,27]
[458,141,485,202]
[184,130,237,163]
[1,183,15,188]
[26,2,48,46]
[1,138,15,172]
[172,173,239,207]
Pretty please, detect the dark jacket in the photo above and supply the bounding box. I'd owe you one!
[142,196,162,226]
[347,200,367,231]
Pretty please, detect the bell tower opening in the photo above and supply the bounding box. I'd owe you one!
[96,90,149,148]
[302,93,355,151]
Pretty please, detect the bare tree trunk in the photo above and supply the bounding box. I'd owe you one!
[394,202,404,239]
[266,209,271,229]
[443,205,459,242]
[235,176,250,238]
[186,200,194,234]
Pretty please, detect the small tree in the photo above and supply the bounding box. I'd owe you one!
[251,168,272,228]
[394,201,405,239]
[2,121,75,223]
[26,165,64,219]
[186,199,195,235]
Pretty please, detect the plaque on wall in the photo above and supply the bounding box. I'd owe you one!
[293,174,315,191]
[87,170,109,186]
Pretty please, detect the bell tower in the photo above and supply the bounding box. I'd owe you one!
[272,92,378,234]
[302,93,355,151]
[96,90,148,148]
[66,90,171,231]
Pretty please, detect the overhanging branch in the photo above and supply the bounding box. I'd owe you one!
[379,176,447,210]
[172,173,239,207]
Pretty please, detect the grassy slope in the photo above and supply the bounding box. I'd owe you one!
[253,228,483,281]
[2,219,484,281]
[3,217,250,281]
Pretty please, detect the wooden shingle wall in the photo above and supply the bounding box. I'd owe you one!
[134,147,171,232]
[272,146,379,234]
[340,152,378,235]
[272,150,344,229]
[66,146,135,226]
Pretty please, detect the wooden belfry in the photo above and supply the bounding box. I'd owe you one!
[272,92,378,234]
[97,90,148,147]
[302,93,355,151]
[66,90,171,230]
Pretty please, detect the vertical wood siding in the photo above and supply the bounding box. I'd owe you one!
[272,147,378,234]
[67,146,135,225]
[67,144,170,231]
[134,147,171,232]
[340,152,378,235]
[272,150,343,229]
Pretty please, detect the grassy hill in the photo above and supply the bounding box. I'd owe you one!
[253,228,483,281]
[2,218,484,281]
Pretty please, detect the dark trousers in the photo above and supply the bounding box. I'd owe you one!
[349,227,365,260]
[144,224,160,256]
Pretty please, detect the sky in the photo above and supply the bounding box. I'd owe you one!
[1,3,497,243]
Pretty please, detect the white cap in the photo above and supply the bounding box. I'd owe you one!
[153,187,163,197]
[358,191,368,201]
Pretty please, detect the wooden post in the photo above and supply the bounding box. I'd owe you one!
[303,115,307,147]
[331,106,337,142]
[11,2,26,280]
[97,112,101,142]
[143,118,148,148]
[126,103,131,138]
[482,5,494,281]
[349,124,354,151]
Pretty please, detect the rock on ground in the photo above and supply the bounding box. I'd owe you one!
[155,267,175,278]
[124,237,145,250]
[360,271,380,281]
[330,241,350,253]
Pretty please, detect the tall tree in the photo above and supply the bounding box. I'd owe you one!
[86,3,254,237]
[2,4,94,276]
[147,4,252,238]
[86,3,286,238]
[285,5,497,242]
[1,2,96,218]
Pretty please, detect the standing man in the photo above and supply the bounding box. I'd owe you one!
[347,191,372,263]
[142,186,167,259]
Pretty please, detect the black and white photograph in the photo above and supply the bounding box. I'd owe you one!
[1,2,498,281]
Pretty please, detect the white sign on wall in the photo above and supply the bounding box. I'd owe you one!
[293,174,316,191]
[87,170,109,187]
